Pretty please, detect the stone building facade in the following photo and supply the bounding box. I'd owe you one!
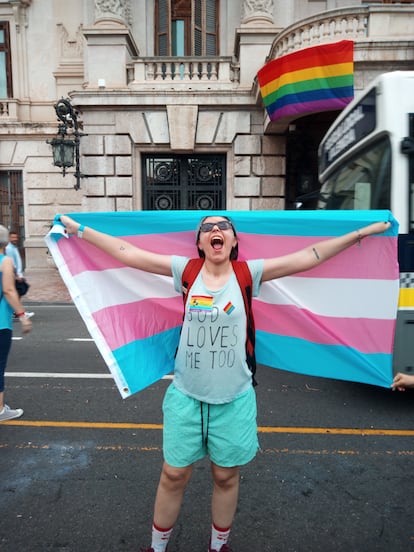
[0,0,413,269]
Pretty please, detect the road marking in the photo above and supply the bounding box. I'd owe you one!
[13,336,93,342]
[3,420,163,429]
[6,372,173,380]
[258,426,414,436]
[2,419,414,436]
[0,442,164,452]
[6,372,113,379]
[0,442,413,456]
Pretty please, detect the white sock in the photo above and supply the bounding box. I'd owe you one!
[151,522,173,552]
[210,523,231,551]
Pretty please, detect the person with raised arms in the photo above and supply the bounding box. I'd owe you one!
[59,213,390,552]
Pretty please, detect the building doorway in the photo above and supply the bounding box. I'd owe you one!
[285,112,338,209]
[142,154,226,210]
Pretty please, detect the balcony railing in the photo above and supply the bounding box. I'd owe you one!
[128,6,413,94]
[267,5,414,59]
[0,99,18,120]
[129,56,239,89]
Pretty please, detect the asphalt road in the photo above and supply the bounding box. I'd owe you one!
[1,304,414,552]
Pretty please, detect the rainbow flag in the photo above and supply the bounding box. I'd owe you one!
[257,40,354,122]
[45,210,398,398]
[189,295,213,312]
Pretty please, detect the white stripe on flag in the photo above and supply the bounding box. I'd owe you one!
[73,267,398,321]
[72,267,177,310]
[259,277,399,319]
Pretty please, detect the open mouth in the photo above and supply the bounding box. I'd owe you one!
[211,236,223,250]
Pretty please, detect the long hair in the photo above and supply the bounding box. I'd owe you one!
[196,216,238,260]
[0,225,9,248]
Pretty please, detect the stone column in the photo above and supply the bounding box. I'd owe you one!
[235,0,278,86]
[83,0,138,88]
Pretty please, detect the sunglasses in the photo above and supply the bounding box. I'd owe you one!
[199,220,233,233]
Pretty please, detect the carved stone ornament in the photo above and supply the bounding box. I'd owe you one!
[242,0,274,24]
[57,24,83,60]
[94,0,132,26]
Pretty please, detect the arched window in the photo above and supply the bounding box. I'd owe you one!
[155,0,219,56]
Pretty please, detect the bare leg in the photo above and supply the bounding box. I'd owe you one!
[210,463,240,528]
[153,461,193,528]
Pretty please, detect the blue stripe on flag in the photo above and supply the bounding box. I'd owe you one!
[256,331,393,388]
[267,85,354,115]
[112,327,180,397]
[65,209,398,238]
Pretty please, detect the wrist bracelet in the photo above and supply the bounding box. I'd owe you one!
[15,312,25,317]
[356,229,362,247]
[77,224,85,238]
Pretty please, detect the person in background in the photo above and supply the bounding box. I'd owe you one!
[5,231,34,318]
[0,225,32,421]
[391,372,414,391]
[59,213,390,552]
[6,231,24,279]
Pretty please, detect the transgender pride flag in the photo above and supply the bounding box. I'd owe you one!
[45,210,399,398]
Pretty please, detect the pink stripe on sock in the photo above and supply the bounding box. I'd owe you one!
[153,522,174,532]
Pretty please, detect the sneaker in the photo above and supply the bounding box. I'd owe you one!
[0,404,24,421]
[209,545,232,552]
[13,312,35,320]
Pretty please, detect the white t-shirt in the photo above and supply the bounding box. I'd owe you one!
[171,255,263,404]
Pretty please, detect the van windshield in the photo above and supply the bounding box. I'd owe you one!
[318,136,391,210]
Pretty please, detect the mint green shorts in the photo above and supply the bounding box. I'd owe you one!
[162,384,259,468]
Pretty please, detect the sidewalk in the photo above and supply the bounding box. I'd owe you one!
[23,268,72,303]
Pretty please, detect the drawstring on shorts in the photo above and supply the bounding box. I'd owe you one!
[200,402,210,446]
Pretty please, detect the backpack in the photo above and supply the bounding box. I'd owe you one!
[181,258,257,386]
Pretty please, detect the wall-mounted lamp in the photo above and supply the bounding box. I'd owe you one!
[47,98,86,190]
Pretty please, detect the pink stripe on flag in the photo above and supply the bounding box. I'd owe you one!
[239,234,397,279]
[58,231,197,276]
[93,296,183,350]
[60,233,397,280]
[254,302,395,354]
[93,295,394,354]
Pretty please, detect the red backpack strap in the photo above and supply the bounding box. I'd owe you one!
[175,258,204,359]
[181,258,204,304]
[232,260,257,386]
